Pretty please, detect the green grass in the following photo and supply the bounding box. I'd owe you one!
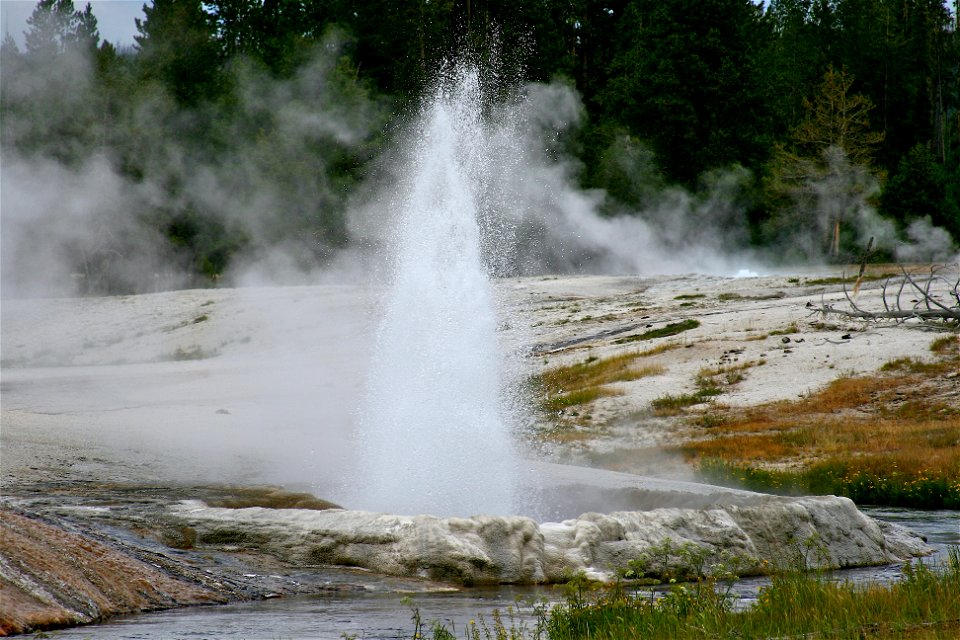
[614,319,700,344]
[930,334,957,355]
[768,322,799,336]
[694,458,960,509]
[419,549,960,639]
[650,389,718,414]
[535,351,666,413]
[678,342,960,509]
[650,361,753,416]
[543,387,619,412]
[805,272,897,286]
[717,292,743,301]
[880,357,944,374]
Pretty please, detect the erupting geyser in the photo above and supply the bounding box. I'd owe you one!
[354,66,520,517]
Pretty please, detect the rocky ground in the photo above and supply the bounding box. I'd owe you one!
[2,266,955,635]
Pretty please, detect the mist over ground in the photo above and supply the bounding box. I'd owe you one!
[3,21,957,301]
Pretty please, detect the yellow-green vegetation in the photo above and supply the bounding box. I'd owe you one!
[880,357,945,374]
[682,335,960,508]
[696,362,756,388]
[805,272,897,286]
[635,342,683,357]
[536,351,666,413]
[768,322,799,336]
[929,334,958,355]
[717,292,743,301]
[418,548,960,640]
[650,390,719,414]
[614,319,700,345]
[651,361,757,416]
[543,553,960,639]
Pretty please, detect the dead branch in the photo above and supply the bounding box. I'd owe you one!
[809,263,960,328]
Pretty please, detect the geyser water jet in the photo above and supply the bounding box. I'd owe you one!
[354,66,519,517]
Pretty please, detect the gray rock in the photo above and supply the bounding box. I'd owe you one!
[170,489,932,585]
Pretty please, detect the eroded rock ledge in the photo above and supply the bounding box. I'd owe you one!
[171,493,930,586]
[0,470,934,635]
[0,509,223,636]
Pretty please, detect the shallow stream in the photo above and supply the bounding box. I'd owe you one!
[35,508,959,640]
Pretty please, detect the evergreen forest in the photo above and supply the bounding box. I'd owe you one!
[2,0,958,294]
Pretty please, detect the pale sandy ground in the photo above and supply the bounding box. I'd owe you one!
[2,269,953,497]
[2,269,953,634]
[501,269,955,472]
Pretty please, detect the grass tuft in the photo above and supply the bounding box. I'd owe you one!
[535,352,666,413]
[695,457,960,508]
[651,391,715,415]
[880,357,944,374]
[717,292,743,301]
[930,334,957,355]
[805,272,897,286]
[614,319,700,344]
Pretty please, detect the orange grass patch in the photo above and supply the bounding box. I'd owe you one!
[536,351,667,414]
[680,341,960,486]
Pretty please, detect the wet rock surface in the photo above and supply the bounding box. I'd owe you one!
[0,506,220,636]
[0,485,419,636]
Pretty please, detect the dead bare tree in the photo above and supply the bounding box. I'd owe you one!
[810,263,960,329]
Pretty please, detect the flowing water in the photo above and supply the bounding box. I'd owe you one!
[353,67,520,517]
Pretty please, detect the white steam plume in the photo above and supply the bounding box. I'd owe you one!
[349,79,762,278]
[763,146,956,264]
[1,32,385,298]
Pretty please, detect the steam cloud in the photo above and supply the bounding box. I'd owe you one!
[3,42,957,301]
[1,34,386,299]
[350,79,764,279]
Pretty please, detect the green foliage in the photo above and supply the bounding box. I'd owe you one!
[881,143,960,240]
[599,0,776,186]
[534,352,665,413]
[613,319,700,344]
[538,550,960,639]
[135,0,226,107]
[696,457,960,509]
[24,0,99,56]
[3,0,959,292]
[650,390,717,414]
